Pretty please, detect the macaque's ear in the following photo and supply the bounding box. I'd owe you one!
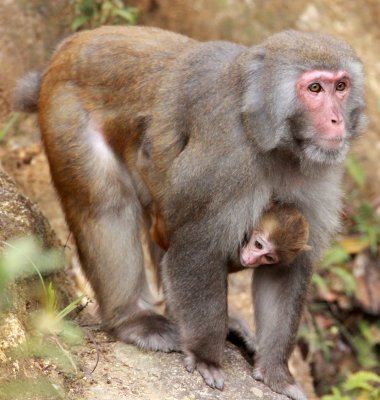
[241,46,284,152]
[240,47,265,110]
[302,244,312,251]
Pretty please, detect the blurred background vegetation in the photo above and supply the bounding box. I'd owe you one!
[0,1,379,399]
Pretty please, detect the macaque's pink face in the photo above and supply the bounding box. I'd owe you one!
[297,70,351,150]
[240,231,279,268]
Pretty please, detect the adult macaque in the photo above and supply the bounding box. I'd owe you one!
[152,202,311,269]
[14,27,366,399]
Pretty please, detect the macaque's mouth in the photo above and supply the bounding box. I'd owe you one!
[317,136,344,150]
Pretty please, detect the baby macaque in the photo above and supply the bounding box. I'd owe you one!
[237,203,311,269]
[151,203,310,269]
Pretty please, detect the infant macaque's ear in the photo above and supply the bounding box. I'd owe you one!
[302,244,312,251]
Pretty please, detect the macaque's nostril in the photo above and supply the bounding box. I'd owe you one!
[331,119,337,124]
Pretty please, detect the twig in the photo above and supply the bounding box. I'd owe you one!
[84,328,101,376]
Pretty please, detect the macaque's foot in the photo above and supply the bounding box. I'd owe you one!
[227,315,256,355]
[253,365,307,400]
[184,354,225,390]
[114,312,181,352]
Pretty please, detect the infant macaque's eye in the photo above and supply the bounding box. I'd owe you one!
[255,240,263,250]
[265,254,275,263]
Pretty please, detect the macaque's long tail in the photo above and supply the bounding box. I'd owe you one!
[13,70,42,113]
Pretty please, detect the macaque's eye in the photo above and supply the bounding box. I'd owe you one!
[241,233,249,247]
[255,240,263,250]
[308,83,322,93]
[336,81,346,91]
[265,254,275,263]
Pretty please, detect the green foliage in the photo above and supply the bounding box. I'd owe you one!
[321,245,350,268]
[345,154,366,189]
[312,273,329,293]
[309,154,380,396]
[71,0,139,31]
[329,266,356,295]
[352,321,380,369]
[322,386,351,400]
[0,237,63,311]
[353,201,380,254]
[322,371,380,400]
[1,237,63,285]
[0,237,85,398]
[344,155,380,254]
[320,245,356,295]
[0,377,64,400]
[298,319,335,360]
[317,154,380,295]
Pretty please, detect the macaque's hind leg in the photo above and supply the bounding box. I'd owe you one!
[72,206,179,352]
[162,237,228,390]
[112,216,178,352]
[41,100,179,352]
[252,254,309,400]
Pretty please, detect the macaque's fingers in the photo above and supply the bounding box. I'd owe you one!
[252,367,263,381]
[197,363,225,390]
[184,354,225,390]
[115,312,181,353]
[184,354,196,373]
[253,366,307,400]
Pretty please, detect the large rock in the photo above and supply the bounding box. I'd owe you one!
[0,167,58,247]
[75,332,288,400]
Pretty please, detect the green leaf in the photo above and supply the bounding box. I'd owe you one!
[15,337,77,372]
[343,371,380,391]
[353,336,379,368]
[312,274,329,292]
[366,226,379,254]
[58,319,84,345]
[71,15,89,31]
[322,386,350,400]
[79,0,96,16]
[46,282,58,313]
[355,202,376,227]
[57,294,85,320]
[1,237,63,282]
[345,155,366,188]
[321,245,350,268]
[113,7,139,25]
[358,320,380,345]
[330,266,356,294]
